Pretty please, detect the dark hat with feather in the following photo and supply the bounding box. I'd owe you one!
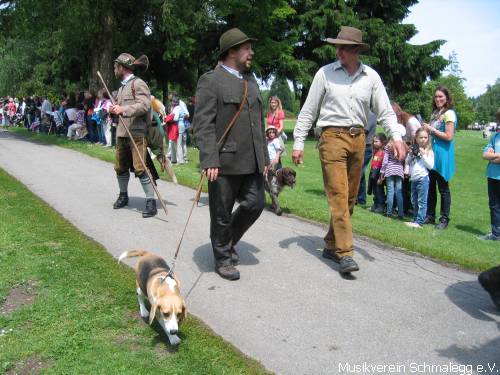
[114,53,149,72]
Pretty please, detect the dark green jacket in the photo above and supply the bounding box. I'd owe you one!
[193,66,269,175]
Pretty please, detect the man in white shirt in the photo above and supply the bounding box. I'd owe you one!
[292,26,406,275]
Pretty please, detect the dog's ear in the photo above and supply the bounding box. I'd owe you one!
[173,273,181,290]
[149,302,158,325]
[179,301,187,323]
[149,287,162,325]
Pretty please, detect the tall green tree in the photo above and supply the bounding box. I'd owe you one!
[0,0,150,95]
[280,0,448,105]
[0,0,449,110]
[269,77,294,112]
[395,51,475,128]
[472,78,500,123]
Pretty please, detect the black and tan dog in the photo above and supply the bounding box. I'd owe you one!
[479,265,500,310]
[265,166,296,216]
[118,250,186,345]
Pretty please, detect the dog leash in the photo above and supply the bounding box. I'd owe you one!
[166,79,249,277]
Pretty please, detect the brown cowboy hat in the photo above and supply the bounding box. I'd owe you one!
[218,28,257,57]
[326,26,369,52]
[114,53,149,71]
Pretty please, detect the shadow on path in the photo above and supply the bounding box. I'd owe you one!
[279,235,376,280]
[437,281,500,366]
[445,280,500,321]
[192,241,261,273]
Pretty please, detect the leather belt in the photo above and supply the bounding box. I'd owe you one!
[322,126,365,136]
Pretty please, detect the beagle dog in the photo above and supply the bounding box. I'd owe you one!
[118,250,186,345]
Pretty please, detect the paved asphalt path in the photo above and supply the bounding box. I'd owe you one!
[1,129,498,375]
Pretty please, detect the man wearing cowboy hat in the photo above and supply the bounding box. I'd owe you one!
[193,28,270,281]
[109,53,157,218]
[292,26,406,275]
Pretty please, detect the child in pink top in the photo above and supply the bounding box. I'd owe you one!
[368,133,387,213]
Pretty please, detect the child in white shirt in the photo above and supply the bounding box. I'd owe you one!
[405,128,434,228]
[266,126,283,170]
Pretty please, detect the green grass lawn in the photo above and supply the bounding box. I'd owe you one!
[8,126,500,272]
[0,168,269,374]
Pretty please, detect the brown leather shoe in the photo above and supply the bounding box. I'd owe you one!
[215,265,240,281]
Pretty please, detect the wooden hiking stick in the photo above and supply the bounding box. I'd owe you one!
[160,134,178,184]
[97,71,168,216]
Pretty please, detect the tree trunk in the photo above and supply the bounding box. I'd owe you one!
[89,12,114,93]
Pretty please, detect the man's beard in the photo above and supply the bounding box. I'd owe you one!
[237,59,251,72]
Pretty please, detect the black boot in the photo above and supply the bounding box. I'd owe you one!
[142,199,157,218]
[113,193,128,209]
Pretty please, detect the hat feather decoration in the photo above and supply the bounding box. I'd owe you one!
[132,55,149,72]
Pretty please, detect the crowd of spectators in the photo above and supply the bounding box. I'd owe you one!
[1,92,117,146]
[0,92,196,160]
[2,86,498,241]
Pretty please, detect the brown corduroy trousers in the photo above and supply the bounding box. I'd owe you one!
[319,127,365,257]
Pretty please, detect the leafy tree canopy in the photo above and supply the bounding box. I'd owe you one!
[0,0,451,109]
[472,78,500,123]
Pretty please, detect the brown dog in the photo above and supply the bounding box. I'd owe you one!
[265,166,296,216]
[118,250,186,345]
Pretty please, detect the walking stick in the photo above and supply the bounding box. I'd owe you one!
[97,71,168,216]
[161,133,178,184]
[167,80,248,274]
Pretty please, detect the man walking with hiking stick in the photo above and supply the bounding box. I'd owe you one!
[109,53,157,218]
[193,28,270,281]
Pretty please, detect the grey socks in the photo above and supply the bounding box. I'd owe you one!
[140,175,155,199]
[117,172,154,200]
[117,173,130,194]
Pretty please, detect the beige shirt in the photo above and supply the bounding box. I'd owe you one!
[293,60,401,151]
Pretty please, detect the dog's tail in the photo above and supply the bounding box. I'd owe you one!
[118,250,151,263]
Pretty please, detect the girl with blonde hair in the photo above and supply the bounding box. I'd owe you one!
[267,96,286,142]
[404,128,434,228]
